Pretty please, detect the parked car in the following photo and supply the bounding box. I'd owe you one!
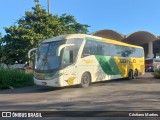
[145,58,160,72]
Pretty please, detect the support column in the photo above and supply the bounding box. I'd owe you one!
[148,42,153,58]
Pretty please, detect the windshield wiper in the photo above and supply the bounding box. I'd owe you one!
[37,54,51,70]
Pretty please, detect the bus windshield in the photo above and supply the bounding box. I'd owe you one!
[35,40,66,71]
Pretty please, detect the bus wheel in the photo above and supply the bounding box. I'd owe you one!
[128,70,133,80]
[133,70,138,79]
[80,72,91,88]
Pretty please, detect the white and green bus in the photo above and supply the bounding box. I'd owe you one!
[28,34,145,88]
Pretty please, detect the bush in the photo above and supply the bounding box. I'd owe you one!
[0,68,34,89]
[153,68,160,79]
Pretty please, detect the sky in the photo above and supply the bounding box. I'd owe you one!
[0,0,160,36]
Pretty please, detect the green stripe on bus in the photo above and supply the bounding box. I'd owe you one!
[95,56,120,75]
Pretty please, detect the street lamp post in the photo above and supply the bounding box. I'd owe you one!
[48,0,50,14]
[34,0,39,3]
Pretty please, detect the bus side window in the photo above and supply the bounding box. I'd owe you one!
[70,51,74,63]
[97,43,104,55]
[82,41,92,57]
[63,50,74,66]
[84,48,91,55]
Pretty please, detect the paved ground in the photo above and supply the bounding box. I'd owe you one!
[0,73,160,119]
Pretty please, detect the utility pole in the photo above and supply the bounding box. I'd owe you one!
[34,0,39,4]
[48,0,50,14]
[34,0,50,14]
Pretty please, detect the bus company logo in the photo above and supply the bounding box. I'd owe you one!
[2,112,11,117]
[120,59,136,63]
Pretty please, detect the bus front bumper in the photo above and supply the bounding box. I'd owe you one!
[34,77,62,87]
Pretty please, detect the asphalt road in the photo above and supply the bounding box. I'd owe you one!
[0,73,160,119]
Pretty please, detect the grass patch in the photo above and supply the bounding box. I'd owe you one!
[153,68,160,79]
[0,68,34,89]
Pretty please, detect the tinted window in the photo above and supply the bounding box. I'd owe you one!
[97,43,105,55]
[92,41,98,55]
[82,38,144,58]
[62,38,83,67]
[36,41,66,71]
[83,40,92,55]
[103,43,111,56]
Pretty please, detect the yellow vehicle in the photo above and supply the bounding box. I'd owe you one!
[28,34,145,88]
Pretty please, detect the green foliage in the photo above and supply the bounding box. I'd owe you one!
[0,33,3,64]
[1,4,90,65]
[0,68,34,89]
[153,68,160,79]
[0,32,2,39]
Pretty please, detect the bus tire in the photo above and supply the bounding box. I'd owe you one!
[128,70,133,80]
[80,72,91,88]
[133,69,138,79]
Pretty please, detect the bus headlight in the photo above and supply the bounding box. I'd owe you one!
[44,73,53,80]
[34,71,63,80]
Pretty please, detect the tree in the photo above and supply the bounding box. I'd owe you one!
[0,32,2,45]
[0,32,3,63]
[2,4,90,65]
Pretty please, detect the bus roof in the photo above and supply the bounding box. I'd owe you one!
[42,34,101,43]
[43,34,143,49]
[102,38,142,48]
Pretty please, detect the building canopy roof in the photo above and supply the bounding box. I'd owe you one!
[92,30,159,45]
[92,30,124,41]
[123,31,158,45]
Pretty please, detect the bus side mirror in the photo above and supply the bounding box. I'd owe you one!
[57,44,74,56]
[28,48,37,59]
